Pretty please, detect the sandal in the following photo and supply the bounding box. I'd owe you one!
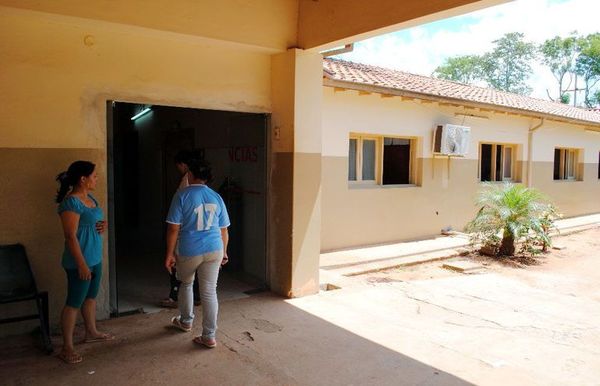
[57,350,83,364]
[159,298,178,308]
[84,332,116,343]
[171,316,192,332]
[193,336,217,348]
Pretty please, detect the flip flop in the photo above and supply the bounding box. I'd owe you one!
[193,336,217,348]
[57,350,83,364]
[159,298,178,308]
[84,332,116,343]
[171,316,192,332]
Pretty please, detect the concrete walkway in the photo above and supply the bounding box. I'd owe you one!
[320,213,600,277]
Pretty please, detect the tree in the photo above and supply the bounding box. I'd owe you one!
[575,33,600,108]
[591,89,600,107]
[480,32,536,95]
[432,55,483,84]
[539,33,579,102]
[465,183,557,257]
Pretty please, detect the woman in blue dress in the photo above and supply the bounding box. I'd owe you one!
[55,161,114,364]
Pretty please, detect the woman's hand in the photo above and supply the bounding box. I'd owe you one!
[78,264,92,281]
[165,254,176,274]
[96,220,107,234]
[221,253,229,266]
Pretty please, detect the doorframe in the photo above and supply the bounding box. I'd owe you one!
[106,100,273,314]
[106,100,118,315]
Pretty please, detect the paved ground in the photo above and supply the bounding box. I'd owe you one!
[2,228,600,385]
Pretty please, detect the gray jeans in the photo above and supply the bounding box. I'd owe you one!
[176,250,223,339]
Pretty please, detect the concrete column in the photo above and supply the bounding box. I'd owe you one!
[270,49,322,297]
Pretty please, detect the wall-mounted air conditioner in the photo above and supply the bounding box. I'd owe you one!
[432,124,471,156]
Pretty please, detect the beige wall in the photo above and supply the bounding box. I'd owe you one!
[531,122,600,216]
[270,49,322,297]
[0,1,298,51]
[298,0,508,50]
[0,6,272,329]
[321,87,600,251]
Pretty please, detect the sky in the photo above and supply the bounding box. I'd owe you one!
[334,0,600,101]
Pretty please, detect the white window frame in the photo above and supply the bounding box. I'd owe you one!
[479,143,517,182]
[348,134,415,186]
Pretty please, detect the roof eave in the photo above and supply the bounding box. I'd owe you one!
[323,78,600,129]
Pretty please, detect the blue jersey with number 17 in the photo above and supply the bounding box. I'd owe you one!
[166,184,230,259]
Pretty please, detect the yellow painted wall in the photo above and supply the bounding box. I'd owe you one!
[0,6,272,331]
[321,87,600,251]
[270,50,322,297]
[0,1,298,51]
[298,0,508,50]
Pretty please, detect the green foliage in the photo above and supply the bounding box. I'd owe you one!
[591,89,600,107]
[539,33,579,100]
[435,31,600,104]
[433,55,483,84]
[481,33,536,95]
[575,33,600,107]
[465,183,560,257]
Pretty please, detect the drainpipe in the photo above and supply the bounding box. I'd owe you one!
[527,118,544,187]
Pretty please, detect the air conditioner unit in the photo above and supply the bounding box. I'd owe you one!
[432,124,471,156]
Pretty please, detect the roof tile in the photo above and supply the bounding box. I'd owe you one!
[324,58,600,126]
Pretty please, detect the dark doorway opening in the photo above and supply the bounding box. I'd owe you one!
[108,102,268,315]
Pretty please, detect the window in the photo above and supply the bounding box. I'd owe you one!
[553,148,580,181]
[348,134,415,185]
[479,143,515,182]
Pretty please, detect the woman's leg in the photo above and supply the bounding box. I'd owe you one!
[81,298,99,336]
[60,269,89,362]
[176,256,202,326]
[196,251,223,340]
[61,306,79,353]
[80,264,111,339]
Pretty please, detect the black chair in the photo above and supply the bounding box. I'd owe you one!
[0,244,53,354]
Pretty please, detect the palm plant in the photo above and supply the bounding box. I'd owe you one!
[465,183,558,256]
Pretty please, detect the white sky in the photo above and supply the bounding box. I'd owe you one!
[335,0,600,101]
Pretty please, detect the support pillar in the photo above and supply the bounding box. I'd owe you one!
[270,49,322,297]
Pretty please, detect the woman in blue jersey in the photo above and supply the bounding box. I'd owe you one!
[56,161,114,364]
[165,158,230,348]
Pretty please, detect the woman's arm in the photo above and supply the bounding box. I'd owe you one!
[164,223,180,273]
[220,227,229,265]
[60,211,91,280]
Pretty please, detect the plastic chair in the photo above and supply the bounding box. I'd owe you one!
[0,244,53,353]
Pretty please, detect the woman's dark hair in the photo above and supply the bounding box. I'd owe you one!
[55,161,96,203]
[187,158,213,183]
[174,149,204,165]
[174,150,191,165]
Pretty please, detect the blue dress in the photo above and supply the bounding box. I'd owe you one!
[58,195,104,269]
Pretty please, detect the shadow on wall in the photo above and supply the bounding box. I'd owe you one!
[0,293,473,385]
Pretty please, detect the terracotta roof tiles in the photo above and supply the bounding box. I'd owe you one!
[323,58,600,126]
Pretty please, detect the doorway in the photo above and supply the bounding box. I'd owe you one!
[107,102,268,315]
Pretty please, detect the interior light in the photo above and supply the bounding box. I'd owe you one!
[131,106,152,121]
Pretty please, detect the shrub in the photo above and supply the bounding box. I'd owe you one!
[465,183,560,257]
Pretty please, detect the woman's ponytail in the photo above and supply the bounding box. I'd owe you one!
[55,171,72,203]
[55,161,96,203]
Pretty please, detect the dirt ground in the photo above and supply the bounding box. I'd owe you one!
[1,227,599,386]
[361,226,600,288]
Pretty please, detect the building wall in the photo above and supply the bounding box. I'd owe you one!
[321,87,600,251]
[531,123,600,216]
[0,6,272,332]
